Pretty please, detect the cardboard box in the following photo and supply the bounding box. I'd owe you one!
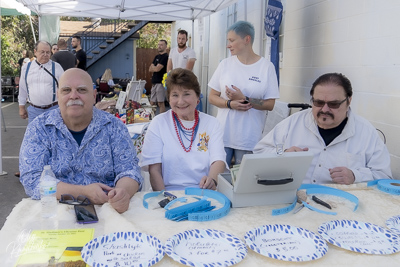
[134,117,150,123]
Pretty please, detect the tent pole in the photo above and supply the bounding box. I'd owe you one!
[0,33,7,176]
[191,19,194,48]
[29,15,36,43]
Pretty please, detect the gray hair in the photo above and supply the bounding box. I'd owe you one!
[34,40,51,51]
[227,21,255,44]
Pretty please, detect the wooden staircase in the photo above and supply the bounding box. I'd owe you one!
[60,20,149,69]
[85,20,148,69]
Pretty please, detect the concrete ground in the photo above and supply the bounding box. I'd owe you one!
[0,101,28,229]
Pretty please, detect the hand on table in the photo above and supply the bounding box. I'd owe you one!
[107,187,131,213]
[329,167,355,185]
[83,183,112,205]
[199,176,217,190]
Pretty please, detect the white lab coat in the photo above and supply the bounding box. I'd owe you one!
[254,108,392,184]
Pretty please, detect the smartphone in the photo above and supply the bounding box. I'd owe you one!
[74,204,99,224]
[241,100,249,104]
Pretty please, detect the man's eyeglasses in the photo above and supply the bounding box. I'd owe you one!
[59,194,91,205]
[311,98,348,109]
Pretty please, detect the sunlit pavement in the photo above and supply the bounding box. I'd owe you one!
[0,101,28,229]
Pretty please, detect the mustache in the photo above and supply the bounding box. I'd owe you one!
[317,111,334,119]
[66,100,84,107]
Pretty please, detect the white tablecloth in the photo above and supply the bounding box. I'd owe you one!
[1,183,400,266]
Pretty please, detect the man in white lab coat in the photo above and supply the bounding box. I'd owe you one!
[254,73,392,185]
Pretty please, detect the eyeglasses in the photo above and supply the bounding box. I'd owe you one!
[59,194,91,205]
[311,98,348,109]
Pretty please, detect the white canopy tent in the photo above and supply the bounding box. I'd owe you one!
[20,0,239,45]
[19,0,238,21]
[1,0,31,15]
[0,0,239,175]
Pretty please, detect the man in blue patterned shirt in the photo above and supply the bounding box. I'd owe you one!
[19,68,143,213]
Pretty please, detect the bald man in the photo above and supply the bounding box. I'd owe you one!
[19,68,143,213]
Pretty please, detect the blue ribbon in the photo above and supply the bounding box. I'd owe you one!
[271,197,297,216]
[367,179,400,195]
[299,184,359,213]
[143,190,164,209]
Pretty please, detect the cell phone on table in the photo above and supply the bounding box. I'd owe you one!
[74,204,99,224]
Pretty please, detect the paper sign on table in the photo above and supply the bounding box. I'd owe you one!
[14,228,94,267]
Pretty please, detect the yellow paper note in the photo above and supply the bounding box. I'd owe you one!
[14,228,94,267]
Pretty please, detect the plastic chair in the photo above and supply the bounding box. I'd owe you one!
[97,81,110,102]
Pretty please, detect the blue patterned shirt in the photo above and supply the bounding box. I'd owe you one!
[19,107,143,199]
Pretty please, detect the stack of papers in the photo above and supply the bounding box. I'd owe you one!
[230,164,240,186]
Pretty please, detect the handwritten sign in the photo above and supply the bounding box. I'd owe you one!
[327,229,391,249]
[81,232,164,267]
[255,233,312,257]
[245,225,328,261]
[91,239,155,266]
[174,238,235,263]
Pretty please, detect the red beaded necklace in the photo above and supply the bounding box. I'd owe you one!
[172,110,199,152]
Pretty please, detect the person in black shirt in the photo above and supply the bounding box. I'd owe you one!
[17,49,27,76]
[71,35,87,70]
[52,39,77,71]
[149,40,169,113]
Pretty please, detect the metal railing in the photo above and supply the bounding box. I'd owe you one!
[80,19,133,54]
[62,19,133,53]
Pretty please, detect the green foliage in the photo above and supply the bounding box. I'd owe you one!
[1,15,38,76]
[137,23,171,49]
[60,17,92,21]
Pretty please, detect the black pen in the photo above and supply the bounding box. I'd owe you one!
[312,195,332,209]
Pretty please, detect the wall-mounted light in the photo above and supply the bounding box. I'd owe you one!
[126,53,130,60]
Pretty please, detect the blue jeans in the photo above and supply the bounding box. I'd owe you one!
[27,105,58,124]
[225,147,252,166]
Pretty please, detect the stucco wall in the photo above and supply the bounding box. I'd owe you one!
[172,0,400,178]
[87,38,135,83]
[280,0,400,177]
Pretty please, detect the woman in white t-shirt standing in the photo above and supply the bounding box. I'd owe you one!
[208,20,280,166]
[140,68,227,191]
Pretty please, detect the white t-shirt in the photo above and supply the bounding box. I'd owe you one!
[23,58,30,65]
[208,56,279,151]
[140,110,227,190]
[107,79,115,87]
[169,46,196,69]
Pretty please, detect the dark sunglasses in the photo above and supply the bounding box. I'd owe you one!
[311,98,347,109]
[59,194,91,205]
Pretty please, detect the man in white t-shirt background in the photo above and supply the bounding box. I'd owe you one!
[167,29,196,72]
